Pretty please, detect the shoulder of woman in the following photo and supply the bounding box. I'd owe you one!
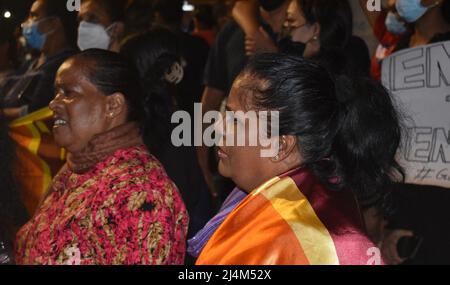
[101,146,182,201]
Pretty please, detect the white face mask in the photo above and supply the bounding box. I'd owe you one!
[77,21,114,51]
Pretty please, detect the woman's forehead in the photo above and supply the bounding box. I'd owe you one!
[229,74,269,111]
[56,58,97,89]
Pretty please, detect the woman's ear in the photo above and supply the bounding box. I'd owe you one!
[105,92,126,120]
[311,22,321,41]
[270,135,298,162]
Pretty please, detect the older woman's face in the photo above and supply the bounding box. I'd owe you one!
[49,58,112,153]
[216,75,278,193]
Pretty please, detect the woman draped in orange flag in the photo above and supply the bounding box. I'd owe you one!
[195,54,404,265]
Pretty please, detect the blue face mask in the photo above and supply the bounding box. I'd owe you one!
[385,11,407,34]
[22,18,51,50]
[396,0,429,23]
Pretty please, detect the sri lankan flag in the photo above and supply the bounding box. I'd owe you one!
[196,167,381,265]
[9,107,65,215]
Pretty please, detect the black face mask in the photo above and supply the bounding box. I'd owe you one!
[278,37,306,57]
[259,0,286,12]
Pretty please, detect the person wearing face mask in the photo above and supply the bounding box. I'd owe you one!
[360,0,450,81]
[359,0,408,81]
[276,0,372,79]
[77,0,127,52]
[380,0,450,266]
[198,0,289,208]
[1,0,78,120]
[394,0,450,50]
[236,0,371,77]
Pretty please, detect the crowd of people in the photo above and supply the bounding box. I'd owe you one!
[0,0,449,265]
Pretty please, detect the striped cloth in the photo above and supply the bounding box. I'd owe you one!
[196,167,382,265]
[187,188,247,258]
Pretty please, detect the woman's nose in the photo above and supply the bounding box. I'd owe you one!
[49,94,62,111]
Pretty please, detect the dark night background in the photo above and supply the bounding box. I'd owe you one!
[0,0,34,25]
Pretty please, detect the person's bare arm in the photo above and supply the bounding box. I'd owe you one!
[359,0,382,29]
[233,0,278,56]
[197,87,226,200]
[232,0,260,36]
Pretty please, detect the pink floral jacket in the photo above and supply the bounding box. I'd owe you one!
[15,146,189,265]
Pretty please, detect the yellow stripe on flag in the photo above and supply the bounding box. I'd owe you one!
[9,107,53,128]
[258,177,340,265]
[8,107,64,215]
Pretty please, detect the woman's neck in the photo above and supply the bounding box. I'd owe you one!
[241,158,303,194]
[412,7,450,47]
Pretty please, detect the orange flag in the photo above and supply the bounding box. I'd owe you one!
[197,168,381,265]
[9,107,65,215]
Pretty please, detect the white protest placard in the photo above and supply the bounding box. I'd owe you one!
[382,41,450,188]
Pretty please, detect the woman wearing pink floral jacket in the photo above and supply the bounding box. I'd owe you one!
[15,49,189,265]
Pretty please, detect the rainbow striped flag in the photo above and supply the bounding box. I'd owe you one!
[9,107,66,215]
[196,168,381,265]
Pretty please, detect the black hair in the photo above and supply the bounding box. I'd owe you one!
[297,0,353,50]
[311,37,371,78]
[120,27,182,156]
[240,53,404,212]
[87,0,127,22]
[40,0,78,48]
[0,101,29,239]
[152,0,183,26]
[70,49,144,128]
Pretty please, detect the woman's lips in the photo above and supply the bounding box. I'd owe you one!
[217,147,229,159]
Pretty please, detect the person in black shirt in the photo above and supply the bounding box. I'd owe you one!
[199,0,289,202]
[152,0,210,117]
[1,0,78,120]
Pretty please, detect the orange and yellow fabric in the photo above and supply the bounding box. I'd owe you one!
[197,167,381,265]
[9,107,65,215]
